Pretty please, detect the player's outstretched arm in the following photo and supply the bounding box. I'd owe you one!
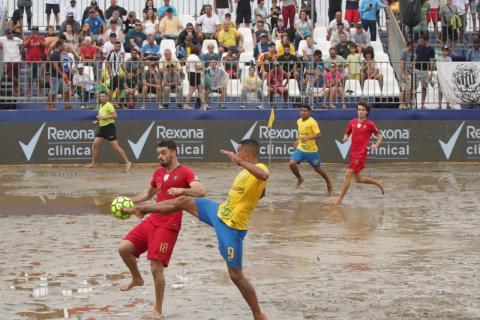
[167,181,206,197]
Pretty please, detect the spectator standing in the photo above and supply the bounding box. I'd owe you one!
[0,29,23,96]
[452,0,468,43]
[125,20,147,53]
[17,0,32,30]
[413,35,435,109]
[268,62,289,106]
[106,40,124,102]
[22,26,46,96]
[413,0,430,40]
[162,63,183,109]
[63,0,82,23]
[329,0,343,21]
[46,0,61,31]
[236,0,254,28]
[399,40,414,109]
[359,0,389,41]
[196,5,220,41]
[82,0,105,25]
[282,0,298,29]
[141,34,161,61]
[345,0,361,24]
[241,66,263,108]
[158,0,177,18]
[48,41,71,110]
[440,0,460,52]
[184,46,206,110]
[270,0,282,31]
[346,43,362,81]
[105,0,127,20]
[204,60,229,107]
[426,0,441,42]
[437,45,452,109]
[9,9,24,38]
[159,8,182,40]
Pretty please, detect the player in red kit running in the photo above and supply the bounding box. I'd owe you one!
[117,140,205,319]
[334,102,384,205]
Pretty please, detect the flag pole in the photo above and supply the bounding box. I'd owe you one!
[267,107,275,166]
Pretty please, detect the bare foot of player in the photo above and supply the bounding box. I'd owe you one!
[333,196,343,206]
[254,312,268,320]
[378,180,384,194]
[146,310,163,319]
[85,163,97,168]
[296,177,304,189]
[120,278,144,291]
[125,161,132,171]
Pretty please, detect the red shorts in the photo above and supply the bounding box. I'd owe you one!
[124,219,179,267]
[345,8,360,24]
[348,157,366,173]
[426,8,439,24]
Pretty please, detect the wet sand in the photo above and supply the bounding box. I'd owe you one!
[0,163,479,319]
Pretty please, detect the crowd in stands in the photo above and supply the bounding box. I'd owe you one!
[0,0,479,110]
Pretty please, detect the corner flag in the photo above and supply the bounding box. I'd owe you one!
[267,108,275,128]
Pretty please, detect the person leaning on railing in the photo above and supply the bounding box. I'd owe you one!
[48,40,72,110]
[22,26,46,97]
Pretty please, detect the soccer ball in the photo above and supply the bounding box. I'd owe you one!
[111,196,134,219]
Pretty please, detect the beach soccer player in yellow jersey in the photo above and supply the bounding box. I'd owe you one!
[122,139,269,320]
[85,91,132,171]
[289,104,333,193]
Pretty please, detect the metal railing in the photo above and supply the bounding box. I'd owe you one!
[0,59,467,110]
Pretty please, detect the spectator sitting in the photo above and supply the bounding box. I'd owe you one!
[142,0,158,21]
[82,0,105,25]
[121,67,139,109]
[327,11,350,41]
[324,47,346,71]
[201,42,221,66]
[103,20,125,43]
[178,23,200,47]
[102,32,125,59]
[178,35,195,61]
[254,33,270,58]
[141,34,161,61]
[162,63,183,108]
[346,43,362,81]
[324,63,346,108]
[268,62,289,106]
[361,49,383,88]
[84,9,105,37]
[218,13,237,32]
[294,10,313,49]
[107,10,123,28]
[64,24,80,52]
[350,23,371,53]
[330,22,351,47]
[105,0,127,20]
[241,66,263,108]
[125,19,147,53]
[272,17,286,40]
[159,8,183,40]
[218,21,244,54]
[73,63,95,108]
[141,62,162,107]
[22,26,46,96]
[80,36,97,62]
[158,0,177,19]
[196,4,220,41]
[204,60,229,108]
[277,35,295,56]
[143,9,160,44]
[278,45,300,81]
[466,38,480,61]
[253,20,271,45]
[124,11,137,33]
[223,47,240,79]
[78,23,92,43]
[298,36,319,60]
[62,12,82,33]
[126,48,144,76]
[258,42,278,78]
[63,0,82,24]
[335,33,356,59]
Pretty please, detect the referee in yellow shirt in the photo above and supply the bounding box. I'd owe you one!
[86,91,132,171]
[289,104,333,193]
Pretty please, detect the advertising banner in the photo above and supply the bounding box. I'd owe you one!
[1,120,480,164]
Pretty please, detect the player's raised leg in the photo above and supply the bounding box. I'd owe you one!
[118,240,144,290]
[355,173,384,194]
[228,265,267,320]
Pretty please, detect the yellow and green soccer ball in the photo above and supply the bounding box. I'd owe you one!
[111,196,134,219]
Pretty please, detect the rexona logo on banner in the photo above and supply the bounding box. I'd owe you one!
[128,122,155,159]
[156,124,205,158]
[368,128,410,160]
[439,121,464,160]
[46,126,94,160]
[19,123,46,161]
[439,121,480,160]
[231,122,298,159]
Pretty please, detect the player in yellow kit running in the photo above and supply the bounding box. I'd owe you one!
[122,139,268,320]
[289,104,333,193]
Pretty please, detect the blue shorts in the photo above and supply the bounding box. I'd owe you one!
[290,149,322,168]
[195,198,247,269]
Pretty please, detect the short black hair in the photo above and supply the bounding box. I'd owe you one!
[357,100,371,115]
[300,104,311,111]
[158,140,177,151]
[98,91,107,96]
[240,139,260,155]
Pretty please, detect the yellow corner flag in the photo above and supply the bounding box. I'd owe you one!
[267,107,275,128]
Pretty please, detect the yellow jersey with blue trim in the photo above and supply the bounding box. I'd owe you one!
[217,163,269,230]
[297,117,320,152]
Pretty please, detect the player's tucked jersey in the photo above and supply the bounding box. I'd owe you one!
[346,118,379,158]
[297,117,320,152]
[147,165,198,230]
[217,163,268,231]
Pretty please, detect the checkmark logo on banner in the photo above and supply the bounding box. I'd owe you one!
[230,122,257,151]
[335,136,351,160]
[439,121,464,160]
[128,122,155,159]
[19,123,46,161]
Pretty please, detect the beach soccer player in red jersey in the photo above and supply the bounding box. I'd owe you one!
[334,101,384,205]
[117,140,205,319]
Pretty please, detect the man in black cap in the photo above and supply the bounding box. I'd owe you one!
[61,12,82,33]
[105,0,127,20]
[82,0,105,24]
